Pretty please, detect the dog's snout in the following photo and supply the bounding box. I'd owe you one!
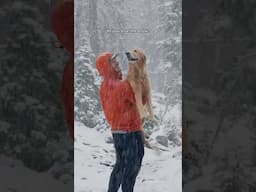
[125,52,132,59]
[125,51,138,61]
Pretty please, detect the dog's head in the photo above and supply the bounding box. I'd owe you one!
[125,49,146,70]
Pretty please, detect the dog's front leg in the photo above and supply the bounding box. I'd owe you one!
[143,77,154,120]
[146,96,154,120]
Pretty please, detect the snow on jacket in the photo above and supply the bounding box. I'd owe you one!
[96,52,146,132]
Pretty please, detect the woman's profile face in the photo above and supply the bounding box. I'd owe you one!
[111,58,121,72]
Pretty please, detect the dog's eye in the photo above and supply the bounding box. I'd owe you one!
[134,50,137,52]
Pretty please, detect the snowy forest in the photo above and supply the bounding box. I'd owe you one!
[0,0,73,191]
[74,0,182,191]
[183,0,256,191]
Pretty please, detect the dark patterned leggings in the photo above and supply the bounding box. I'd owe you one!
[107,131,145,192]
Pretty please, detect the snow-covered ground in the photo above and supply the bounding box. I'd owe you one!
[74,121,181,192]
[0,156,72,192]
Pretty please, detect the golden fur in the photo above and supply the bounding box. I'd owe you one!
[126,49,154,124]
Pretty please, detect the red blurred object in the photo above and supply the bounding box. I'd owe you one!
[51,0,74,139]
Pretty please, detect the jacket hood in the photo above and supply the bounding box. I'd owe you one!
[51,0,74,53]
[96,52,121,79]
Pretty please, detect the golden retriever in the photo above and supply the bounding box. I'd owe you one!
[125,49,154,123]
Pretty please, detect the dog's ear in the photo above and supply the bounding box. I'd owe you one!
[143,55,146,62]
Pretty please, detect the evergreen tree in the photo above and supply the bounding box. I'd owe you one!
[75,41,101,127]
[1,1,72,180]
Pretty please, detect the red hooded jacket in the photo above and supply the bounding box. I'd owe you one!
[51,0,74,139]
[96,52,146,132]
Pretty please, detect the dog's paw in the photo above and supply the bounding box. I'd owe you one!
[148,113,154,121]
